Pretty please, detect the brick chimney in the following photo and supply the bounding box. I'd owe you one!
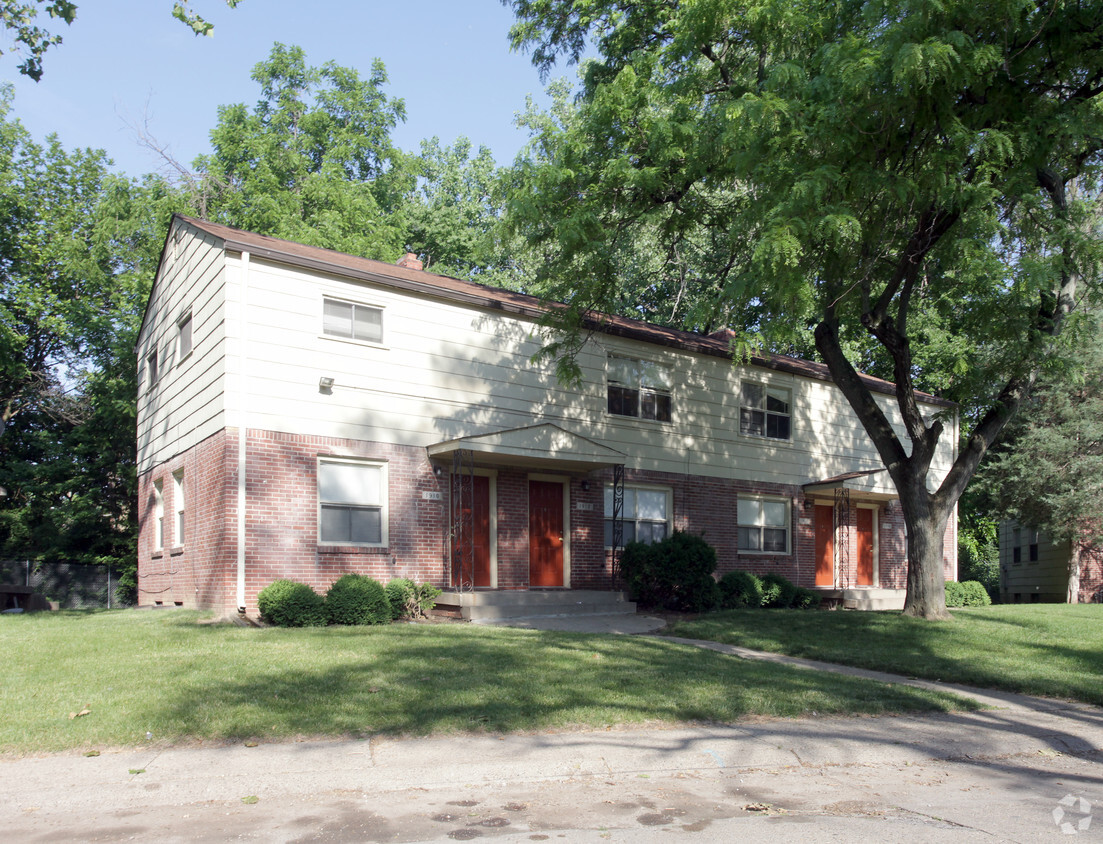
[396,250,423,271]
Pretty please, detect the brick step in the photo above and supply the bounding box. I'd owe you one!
[434,589,636,621]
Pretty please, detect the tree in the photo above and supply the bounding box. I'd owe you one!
[0,93,178,598]
[977,314,1103,602]
[192,43,413,261]
[503,0,1103,618]
[0,1,240,81]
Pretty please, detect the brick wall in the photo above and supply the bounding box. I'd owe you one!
[137,427,958,612]
[1079,544,1103,603]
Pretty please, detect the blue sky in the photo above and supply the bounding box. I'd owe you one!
[4,0,566,177]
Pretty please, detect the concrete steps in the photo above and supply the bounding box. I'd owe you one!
[819,587,906,611]
[434,589,636,622]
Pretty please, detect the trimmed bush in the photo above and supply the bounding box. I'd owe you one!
[325,573,390,625]
[257,579,326,627]
[719,570,764,608]
[946,580,992,608]
[793,587,823,610]
[759,572,798,608]
[618,531,721,613]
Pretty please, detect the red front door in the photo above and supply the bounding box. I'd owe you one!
[857,508,874,586]
[453,475,491,588]
[529,480,564,587]
[814,505,834,587]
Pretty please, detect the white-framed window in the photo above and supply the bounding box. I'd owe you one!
[604,485,671,546]
[737,496,790,554]
[172,470,185,547]
[322,297,383,344]
[177,312,193,362]
[318,458,388,546]
[740,381,791,440]
[146,349,159,386]
[153,478,164,550]
[607,356,672,422]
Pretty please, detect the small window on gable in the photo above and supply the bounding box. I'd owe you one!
[178,312,193,362]
[323,297,383,344]
[147,349,159,386]
[607,356,672,422]
[737,496,790,554]
[318,458,388,546]
[740,381,791,440]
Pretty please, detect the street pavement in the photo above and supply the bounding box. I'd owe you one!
[3,615,1101,842]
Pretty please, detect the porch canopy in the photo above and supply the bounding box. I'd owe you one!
[428,423,626,473]
[802,469,899,502]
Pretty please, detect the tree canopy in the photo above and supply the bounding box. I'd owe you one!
[192,43,413,261]
[0,1,240,81]
[504,0,1103,617]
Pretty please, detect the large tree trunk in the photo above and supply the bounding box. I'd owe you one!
[1067,542,1082,604]
[898,487,953,620]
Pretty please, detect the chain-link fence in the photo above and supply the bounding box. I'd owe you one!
[0,560,132,609]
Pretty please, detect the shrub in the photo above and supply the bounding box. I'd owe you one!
[719,571,764,608]
[384,579,443,619]
[793,587,823,609]
[759,572,798,608]
[618,531,721,612]
[257,579,326,628]
[414,582,443,616]
[946,580,992,608]
[325,573,391,625]
[385,578,416,620]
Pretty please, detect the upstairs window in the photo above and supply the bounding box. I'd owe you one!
[146,349,159,386]
[318,458,387,546]
[737,497,790,554]
[178,312,193,362]
[323,297,383,344]
[607,356,672,422]
[740,381,791,440]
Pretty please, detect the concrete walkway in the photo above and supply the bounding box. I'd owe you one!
[4,614,1102,842]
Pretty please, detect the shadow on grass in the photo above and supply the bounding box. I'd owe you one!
[141,620,973,743]
[664,606,1103,706]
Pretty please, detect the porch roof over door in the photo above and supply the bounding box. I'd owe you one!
[428,423,626,473]
[802,469,898,501]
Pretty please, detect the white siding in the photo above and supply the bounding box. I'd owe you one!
[219,255,957,490]
[136,221,227,472]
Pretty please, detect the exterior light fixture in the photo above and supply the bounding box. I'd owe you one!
[319,376,335,390]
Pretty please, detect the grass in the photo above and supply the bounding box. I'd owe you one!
[0,609,978,754]
[665,604,1103,705]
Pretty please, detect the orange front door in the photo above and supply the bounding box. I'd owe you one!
[814,505,834,587]
[529,480,564,587]
[453,475,491,588]
[857,508,874,586]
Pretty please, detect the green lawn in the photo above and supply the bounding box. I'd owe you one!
[1,609,976,754]
[666,604,1103,705]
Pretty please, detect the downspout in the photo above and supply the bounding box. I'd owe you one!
[237,251,251,613]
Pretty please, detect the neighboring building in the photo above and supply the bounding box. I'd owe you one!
[999,522,1103,603]
[136,215,958,614]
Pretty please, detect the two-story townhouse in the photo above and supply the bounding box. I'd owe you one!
[136,215,958,615]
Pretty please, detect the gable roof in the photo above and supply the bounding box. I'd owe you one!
[161,214,954,408]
